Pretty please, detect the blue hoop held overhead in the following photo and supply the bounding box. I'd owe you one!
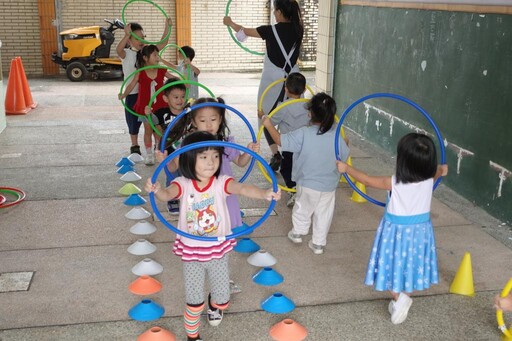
[150,141,278,241]
[335,93,446,207]
[160,102,257,183]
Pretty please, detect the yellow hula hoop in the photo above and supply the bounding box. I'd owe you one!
[497,278,512,339]
[258,78,315,112]
[257,98,346,193]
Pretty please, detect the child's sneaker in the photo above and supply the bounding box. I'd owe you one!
[388,300,395,315]
[167,200,179,215]
[207,308,223,327]
[269,152,282,172]
[286,192,296,208]
[391,293,412,324]
[308,240,324,255]
[145,152,155,166]
[287,230,303,244]
[187,336,203,341]
[229,280,242,294]
[130,145,141,155]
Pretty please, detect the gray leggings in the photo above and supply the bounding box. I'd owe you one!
[183,254,230,306]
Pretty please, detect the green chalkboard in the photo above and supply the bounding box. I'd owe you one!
[333,5,512,223]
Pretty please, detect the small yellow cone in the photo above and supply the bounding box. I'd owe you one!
[351,181,367,203]
[340,156,355,184]
[449,252,474,297]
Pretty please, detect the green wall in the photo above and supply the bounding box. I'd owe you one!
[333,5,512,224]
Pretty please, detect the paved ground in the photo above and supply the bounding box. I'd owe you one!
[0,72,511,341]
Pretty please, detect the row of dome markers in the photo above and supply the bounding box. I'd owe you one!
[116,153,308,340]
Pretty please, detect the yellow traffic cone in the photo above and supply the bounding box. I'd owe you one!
[340,156,355,184]
[351,181,367,203]
[449,252,474,297]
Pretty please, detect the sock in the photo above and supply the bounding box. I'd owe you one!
[145,146,153,155]
[184,303,204,338]
[208,293,229,311]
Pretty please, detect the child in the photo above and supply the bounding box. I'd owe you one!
[145,131,280,341]
[261,92,350,255]
[116,20,172,155]
[158,97,259,229]
[258,72,309,208]
[336,133,449,324]
[119,45,174,166]
[177,46,201,100]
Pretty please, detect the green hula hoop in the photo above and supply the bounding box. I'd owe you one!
[225,0,264,56]
[159,44,192,100]
[122,0,172,45]
[119,65,185,135]
[147,80,216,137]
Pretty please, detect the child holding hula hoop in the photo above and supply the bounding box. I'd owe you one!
[119,45,175,165]
[116,19,172,156]
[337,133,448,324]
[261,92,350,255]
[224,0,303,172]
[145,131,280,341]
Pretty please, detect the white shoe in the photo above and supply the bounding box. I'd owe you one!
[287,230,303,244]
[388,300,395,315]
[145,152,155,166]
[391,293,412,324]
[308,240,324,255]
[286,192,296,208]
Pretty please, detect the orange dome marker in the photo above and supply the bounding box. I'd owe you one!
[269,319,308,341]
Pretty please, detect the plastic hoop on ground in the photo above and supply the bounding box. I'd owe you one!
[225,0,264,56]
[258,78,315,112]
[147,80,216,138]
[158,44,192,99]
[0,187,26,208]
[0,194,6,205]
[497,278,512,338]
[334,93,446,207]
[160,101,256,183]
[149,141,278,241]
[121,0,171,45]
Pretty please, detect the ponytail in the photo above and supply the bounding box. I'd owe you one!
[274,0,303,42]
[306,93,336,135]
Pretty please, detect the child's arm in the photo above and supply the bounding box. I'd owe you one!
[155,149,179,172]
[116,23,132,59]
[183,59,201,76]
[145,178,180,202]
[227,180,281,201]
[118,74,139,99]
[336,161,392,190]
[156,18,173,51]
[232,142,260,168]
[434,164,448,180]
[223,16,261,38]
[161,58,178,70]
[260,114,281,146]
[495,293,512,312]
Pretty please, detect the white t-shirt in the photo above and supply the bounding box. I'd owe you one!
[121,48,138,95]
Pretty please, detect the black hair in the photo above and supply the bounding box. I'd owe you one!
[180,46,195,61]
[129,22,143,33]
[274,0,304,43]
[136,44,159,68]
[163,77,187,95]
[179,131,223,181]
[395,133,437,184]
[305,92,336,135]
[285,72,306,96]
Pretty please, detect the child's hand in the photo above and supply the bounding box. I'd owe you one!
[495,293,512,312]
[144,106,151,116]
[145,178,161,194]
[336,160,348,173]
[257,109,265,119]
[183,58,191,66]
[439,164,448,176]
[265,188,281,202]
[124,23,132,35]
[247,142,260,153]
[118,93,124,100]
[155,149,168,163]
[166,17,173,27]
[223,16,232,26]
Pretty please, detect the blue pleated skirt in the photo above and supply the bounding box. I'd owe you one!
[364,212,439,293]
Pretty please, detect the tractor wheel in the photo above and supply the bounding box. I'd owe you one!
[66,62,87,82]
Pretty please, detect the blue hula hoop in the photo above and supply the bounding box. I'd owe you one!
[160,102,257,183]
[335,93,446,207]
[150,140,278,241]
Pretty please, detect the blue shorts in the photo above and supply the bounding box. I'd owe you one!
[125,93,142,135]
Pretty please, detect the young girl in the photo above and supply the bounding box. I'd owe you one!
[145,131,280,341]
[158,97,260,230]
[336,133,449,324]
[119,44,174,165]
[261,92,350,255]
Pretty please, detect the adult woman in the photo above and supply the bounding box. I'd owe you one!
[223,0,303,170]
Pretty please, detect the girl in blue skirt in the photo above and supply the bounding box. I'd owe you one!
[337,133,448,324]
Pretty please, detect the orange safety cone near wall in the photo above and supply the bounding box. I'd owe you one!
[16,57,37,109]
[5,58,31,115]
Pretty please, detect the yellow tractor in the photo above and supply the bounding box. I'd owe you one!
[52,19,125,81]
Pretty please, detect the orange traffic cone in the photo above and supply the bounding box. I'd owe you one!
[16,57,37,109]
[351,181,368,203]
[5,58,31,115]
